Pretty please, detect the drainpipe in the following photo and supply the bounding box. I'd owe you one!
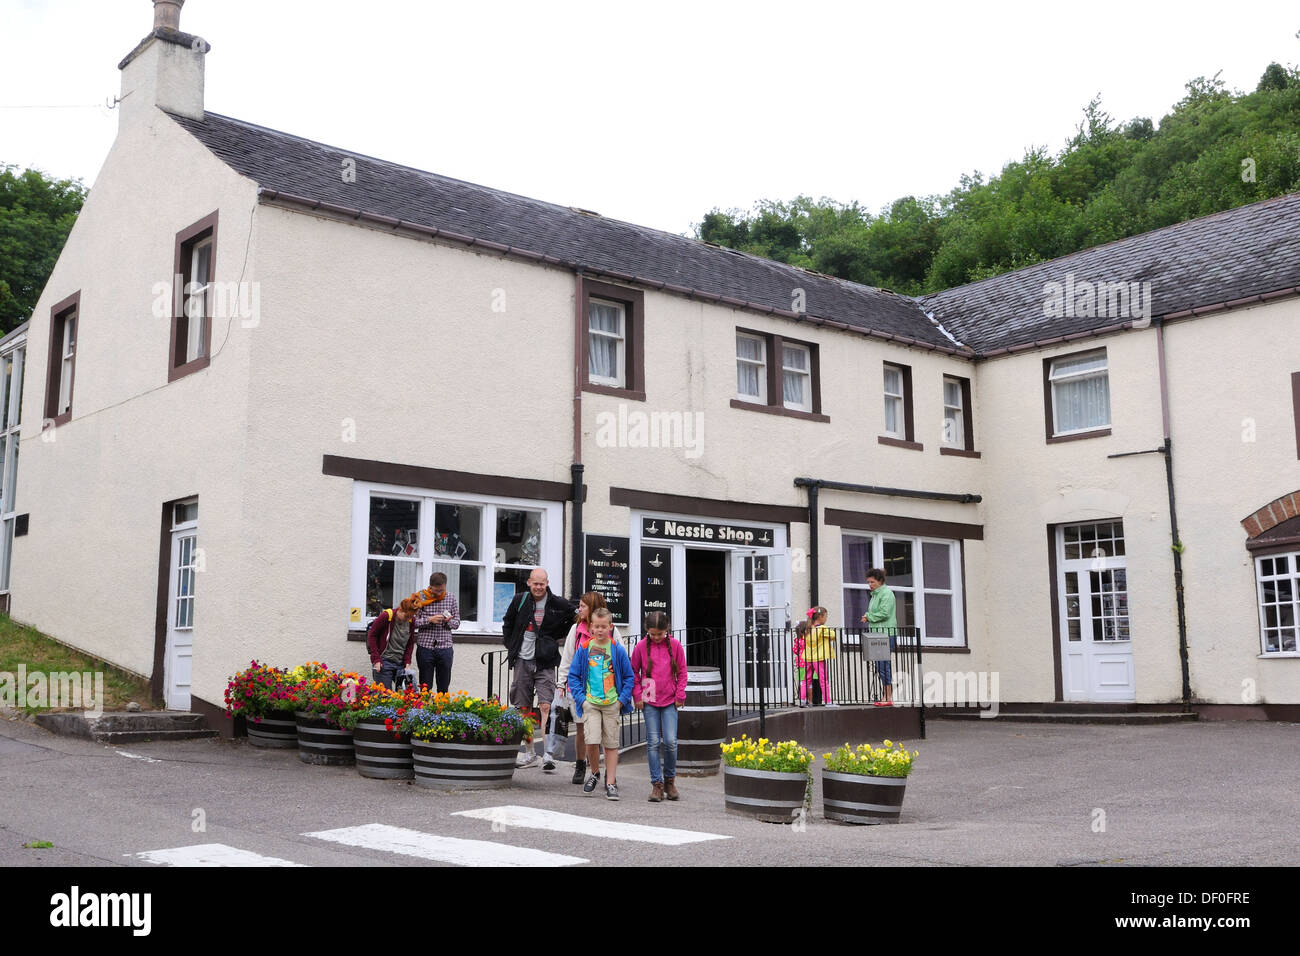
[806,482,820,607]
[1155,319,1192,707]
[571,271,585,599]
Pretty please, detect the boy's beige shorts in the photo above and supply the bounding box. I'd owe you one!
[582,700,622,750]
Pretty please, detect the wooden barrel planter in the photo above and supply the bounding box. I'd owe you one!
[723,766,809,823]
[822,771,907,824]
[411,740,518,790]
[246,711,299,749]
[353,720,413,779]
[294,711,355,766]
[677,667,727,776]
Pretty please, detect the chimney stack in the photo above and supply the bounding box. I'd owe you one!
[118,0,207,125]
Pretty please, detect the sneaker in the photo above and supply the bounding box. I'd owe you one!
[606,783,620,801]
[571,760,587,784]
[516,751,540,768]
[825,702,840,708]
[583,773,600,794]
[542,753,556,773]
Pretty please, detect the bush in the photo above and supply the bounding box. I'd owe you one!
[823,740,918,778]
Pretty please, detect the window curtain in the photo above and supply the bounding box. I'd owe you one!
[588,302,621,380]
[393,560,422,603]
[1054,375,1110,431]
[782,346,807,405]
[736,336,763,396]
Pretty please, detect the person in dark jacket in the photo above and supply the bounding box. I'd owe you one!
[366,596,418,689]
[501,568,574,769]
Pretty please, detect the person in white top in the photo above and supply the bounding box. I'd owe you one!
[552,591,622,782]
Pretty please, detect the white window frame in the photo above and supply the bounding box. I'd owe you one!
[58,315,76,416]
[184,236,213,365]
[883,364,904,438]
[735,331,767,403]
[350,482,563,633]
[0,338,25,594]
[942,376,964,447]
[781,342,812,412]
[841,531,964,647]
[1049,349,1110,436]
[588,297,626,388]
[1255,551,1300,656]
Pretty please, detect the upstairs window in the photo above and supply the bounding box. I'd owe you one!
[782,343,812,412]
[1047,349,1110,437]
[588,298,626,388]
[580,278,645,401]
[731,328,825,421]
[170,212,218,383]
[44,292,80,428]
[736,332,767,403]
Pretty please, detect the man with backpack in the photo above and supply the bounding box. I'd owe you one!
[501,568,575,769]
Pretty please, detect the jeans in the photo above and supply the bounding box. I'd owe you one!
[643,703,678,783]
[416,646,453,695]
[374,661,403,690]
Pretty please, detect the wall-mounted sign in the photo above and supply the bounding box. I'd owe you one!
[584,534,630,624]
[641,517,776,547]
[640,546,672,623]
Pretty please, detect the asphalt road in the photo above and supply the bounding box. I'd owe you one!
[2,713,1297,867]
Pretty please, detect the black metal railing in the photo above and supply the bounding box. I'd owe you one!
[482,623,926,745]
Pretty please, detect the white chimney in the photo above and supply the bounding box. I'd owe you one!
[117,0,208,125]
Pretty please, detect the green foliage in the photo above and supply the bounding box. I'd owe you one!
[23,840,54,849]
[0,165,86,333]
[696,58,1300,295]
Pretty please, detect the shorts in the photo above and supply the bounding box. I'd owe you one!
[582,700,622,750]
[509,659,556,709]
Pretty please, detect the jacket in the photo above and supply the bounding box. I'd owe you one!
[630,636,688,707]
[804,624,837,662]
[566,639,634,718]
[500,588,574,668]
[366,609,417,668]
[866,585,898,632]
[555,620,623,706]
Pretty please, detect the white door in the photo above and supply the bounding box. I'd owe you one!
[1057,521,1134,702]
[729,549,789,702]
[164,502,198,710]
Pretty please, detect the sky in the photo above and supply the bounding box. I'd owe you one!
[1,0,1298,237]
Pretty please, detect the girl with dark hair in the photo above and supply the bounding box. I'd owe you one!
[631,611,688,802]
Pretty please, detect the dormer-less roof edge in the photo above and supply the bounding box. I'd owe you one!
[256,186,976,358]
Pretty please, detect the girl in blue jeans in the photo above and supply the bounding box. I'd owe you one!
[631,611,689,802]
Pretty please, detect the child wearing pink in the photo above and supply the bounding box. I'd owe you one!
[631,612,688,802]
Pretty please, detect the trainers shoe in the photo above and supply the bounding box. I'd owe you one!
[542,753,556,773]
[571,760,587,784]
[825,702,840,708]
[583,773,600,794]
[649,782,664,802]
[516,751,540,768]
[606,783,620,801]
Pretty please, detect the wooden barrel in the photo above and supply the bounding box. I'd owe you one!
[677,666,727,776]
[353,719,414,779]
[246,712,298,749]
[822,771,907,824]
[723,766,809,823]
[294,711,355,766]
[411,740,517,790]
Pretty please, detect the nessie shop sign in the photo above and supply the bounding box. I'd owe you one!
[640,518,776,546]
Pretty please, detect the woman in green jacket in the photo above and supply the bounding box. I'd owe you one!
[860,568,897,705]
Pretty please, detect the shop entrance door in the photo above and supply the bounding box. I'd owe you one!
[684,548,727,670]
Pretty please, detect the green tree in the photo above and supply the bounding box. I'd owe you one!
[0,165,87,333]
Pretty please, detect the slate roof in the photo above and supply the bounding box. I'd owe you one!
[166,111,961,352]
[921,192,1300,353]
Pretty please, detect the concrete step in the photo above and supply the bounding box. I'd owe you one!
[937,711,1198,725]
[34,711,217,742]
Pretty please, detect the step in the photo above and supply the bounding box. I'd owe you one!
[936,711,1198,725]
[34,710,217,742]
[95,728,218,743]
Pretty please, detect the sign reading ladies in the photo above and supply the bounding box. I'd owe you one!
[641,517,776,546]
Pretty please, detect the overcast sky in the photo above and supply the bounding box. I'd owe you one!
[2,0,1297,236]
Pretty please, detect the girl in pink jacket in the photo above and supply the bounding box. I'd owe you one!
[631,611,688,803]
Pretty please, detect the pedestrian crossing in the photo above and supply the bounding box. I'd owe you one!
[134,806,728,867]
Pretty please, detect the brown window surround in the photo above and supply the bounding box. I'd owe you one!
[939,373,980,458]
[1042,348,1110,443]
[1292,371,1300,459]
[580,277,645,402]
[43,291,80,428]
[169,211,219,384]
[731,327,829,423]
[878,361,920,450]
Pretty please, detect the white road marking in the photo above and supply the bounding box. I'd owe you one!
[115,750,162,764]
[453,805,731,846]
[136,843,306,867]
[303,823,587,867]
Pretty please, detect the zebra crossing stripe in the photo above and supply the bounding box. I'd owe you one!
[303,823,587,867]
[136,843,306,867]
[453,805,730,846]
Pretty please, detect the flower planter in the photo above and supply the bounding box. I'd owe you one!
[822,771,907,824]
[294,710,355,766]
[353,719,413,779]
[723,765,809,823]
[677,667,727,776]
[246,711,299,749]
[411,739,518,790]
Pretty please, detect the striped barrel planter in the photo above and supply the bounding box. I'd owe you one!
[822,771,907,824]
[246,712,299,749]
[352,719,413,779]
[677,667,727,776]
[411,740,518,790]
[723,765,809,823]
[294,711,355,766]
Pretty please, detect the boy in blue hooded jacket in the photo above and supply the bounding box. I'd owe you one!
[567,608,634,800]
